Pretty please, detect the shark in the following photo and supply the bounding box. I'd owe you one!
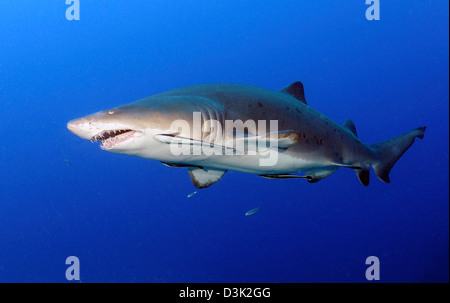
[67,82,426,188]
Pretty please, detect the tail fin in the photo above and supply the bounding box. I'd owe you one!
[370,126,426,183]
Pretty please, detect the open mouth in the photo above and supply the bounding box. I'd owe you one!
[91,129,136,149]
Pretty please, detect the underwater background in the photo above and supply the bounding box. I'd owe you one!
[0,1,448,283]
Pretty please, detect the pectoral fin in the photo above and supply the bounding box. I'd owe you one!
[188,167,227,188]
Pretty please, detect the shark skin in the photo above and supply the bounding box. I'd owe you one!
[67,82,426,188]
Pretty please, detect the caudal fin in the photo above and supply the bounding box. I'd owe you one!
[370,126,426,183]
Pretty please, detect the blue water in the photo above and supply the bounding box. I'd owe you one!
[0,1,448,283]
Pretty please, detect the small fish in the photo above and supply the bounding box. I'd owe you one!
[187,191,198,198]
[62,159,71,167]
[245,206,260,216]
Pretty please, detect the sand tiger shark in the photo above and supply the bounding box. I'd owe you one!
[67,82,425,188]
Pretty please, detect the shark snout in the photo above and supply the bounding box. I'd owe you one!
[67,118,96,140]
[66,119,78,133]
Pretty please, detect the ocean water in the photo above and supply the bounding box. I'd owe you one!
[0,1,448,283]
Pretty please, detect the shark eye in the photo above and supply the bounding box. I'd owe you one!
[108,109,118,115]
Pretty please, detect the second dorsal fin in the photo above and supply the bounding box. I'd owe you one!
[343,119,357,137]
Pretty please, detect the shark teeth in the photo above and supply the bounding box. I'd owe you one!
[91,129,133,143]
[91,129,137,149]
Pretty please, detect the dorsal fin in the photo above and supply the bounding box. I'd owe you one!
[280,82,307,104]
[343,119,357,137]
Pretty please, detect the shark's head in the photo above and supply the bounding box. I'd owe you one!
[67,96,200,160]
[67,106,153,153]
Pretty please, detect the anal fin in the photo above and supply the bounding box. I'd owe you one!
[355,164,370,186]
